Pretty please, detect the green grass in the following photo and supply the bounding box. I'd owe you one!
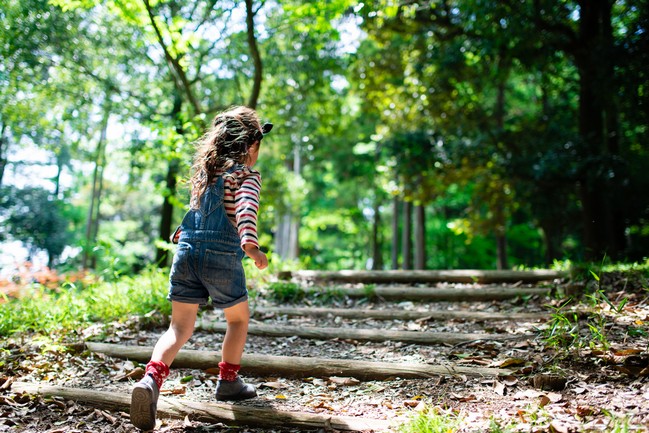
[0,266,171,338]
[398,407,463,433]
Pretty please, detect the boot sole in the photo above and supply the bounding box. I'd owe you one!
[130,385,156,431]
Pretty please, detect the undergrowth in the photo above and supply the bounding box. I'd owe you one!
[0,266,171,339]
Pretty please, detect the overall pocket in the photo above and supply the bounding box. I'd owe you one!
[202,249,236,287]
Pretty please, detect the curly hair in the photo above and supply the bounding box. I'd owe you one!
[189,106,263,209]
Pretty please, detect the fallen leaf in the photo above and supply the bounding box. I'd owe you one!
[576,406,596,417]
[550,420,569,433]
[260,381,284,389]
[328,376,360,386]
[501,375,518,386]
[275,394,287,400]
[539,395,551,407]
[493,358,526,368]
[494,381,506,396]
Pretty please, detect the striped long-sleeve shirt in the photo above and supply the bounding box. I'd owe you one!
[222,165,262,249]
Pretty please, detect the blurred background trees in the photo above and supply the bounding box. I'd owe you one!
[1,0,647,274]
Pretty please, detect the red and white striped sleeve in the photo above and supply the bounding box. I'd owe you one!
[235,170,262,249]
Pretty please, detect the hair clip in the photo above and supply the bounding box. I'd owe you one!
[253,123,273,142]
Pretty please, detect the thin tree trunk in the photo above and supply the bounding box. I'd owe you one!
[0,123,7,186]
[371,196,382,270]
[245,0,262,109]
[276,146,300,260]
[414,203,426,269]
[496,233,508,270]
[83,104,110,269]
[401,200,412,269]
[156,159,179,267]
[391,196,400,269]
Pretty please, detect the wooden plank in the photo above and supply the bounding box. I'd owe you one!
[197,321,530,345]
[11,381,395,431]
[253,306,548,322]
[84,342,513,379]
[279,269,568,284]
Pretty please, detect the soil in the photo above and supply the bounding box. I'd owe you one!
[1,276,649,432]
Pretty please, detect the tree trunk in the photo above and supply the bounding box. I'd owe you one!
[82,342,513,379]
[0,122,7,186]
[414,203,426,269]
[371,195,383,270]
[156,94,183,267]
[276,146,300,260]
[82,104,110,269]
[496,233,508,270]
[391,196,400,269]
[245,0,262,109]
[253,306,547,322]
[575,0,624,260]
[11,382,392,431]
[401,200,412,269]
[156,159,179,267]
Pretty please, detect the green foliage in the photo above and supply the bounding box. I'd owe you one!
[263,281,305,303]
[0,267,170,338]
[0,186,82,266]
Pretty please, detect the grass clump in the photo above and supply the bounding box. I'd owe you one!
[398,406,463,433]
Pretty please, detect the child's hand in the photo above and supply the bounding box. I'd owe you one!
[243,245,268,270]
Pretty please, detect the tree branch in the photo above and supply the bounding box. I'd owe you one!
[142,0,203,115]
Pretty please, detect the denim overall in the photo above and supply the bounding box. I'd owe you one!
[168,176,247,308]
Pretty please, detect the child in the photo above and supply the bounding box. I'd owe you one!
[130,106,272,431]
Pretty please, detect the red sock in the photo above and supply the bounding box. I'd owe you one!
[218,361,240,381]
[145,360,169,389]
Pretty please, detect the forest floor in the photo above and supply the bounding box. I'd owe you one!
[1,271,649,432]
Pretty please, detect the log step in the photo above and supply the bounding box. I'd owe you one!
[316,284,552,301]
[280,269,567,284]
[84,342,514,379]
[197,320,531,345]
[11,381,395,431]
[253,306,548,322]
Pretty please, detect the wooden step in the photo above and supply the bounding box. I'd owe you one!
[11,381,395,431]
[326,284,552,301]
[253,306,548,322]
[84,342,514,379]
[279,269,568,284]
[196,320,532,345]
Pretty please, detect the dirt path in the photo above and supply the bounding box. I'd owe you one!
[2,270,648,432]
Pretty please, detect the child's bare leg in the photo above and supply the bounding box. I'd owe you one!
[131,302,198,430]
[151,301,200,366]
[221,300,250,364]
[215,300,255,401]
